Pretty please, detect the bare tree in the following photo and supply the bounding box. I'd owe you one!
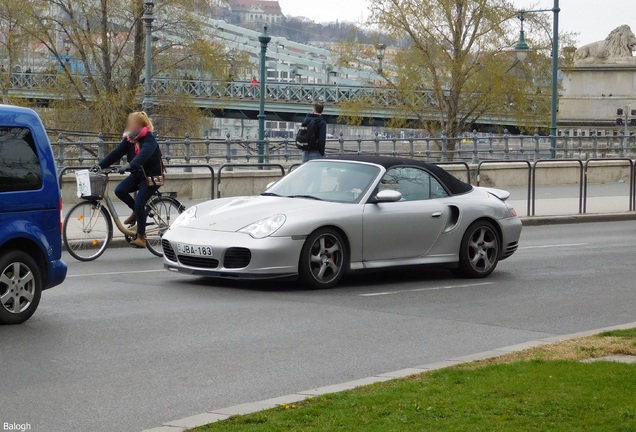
[0,1,30,103]
[4,0,230,135]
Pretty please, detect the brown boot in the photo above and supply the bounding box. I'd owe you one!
[124,212,137,226]
[131,234,147,249]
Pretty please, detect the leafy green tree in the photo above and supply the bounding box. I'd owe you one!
[340,0,575,145]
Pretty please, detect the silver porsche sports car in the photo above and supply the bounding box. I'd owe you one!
[163,156,522,289]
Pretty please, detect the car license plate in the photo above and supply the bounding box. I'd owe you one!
[177,243,214,257]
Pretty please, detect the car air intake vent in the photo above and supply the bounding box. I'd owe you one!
[163,240,177,262]
[178,256,220,269]
[224,248,252,269]
[504,242,519,258]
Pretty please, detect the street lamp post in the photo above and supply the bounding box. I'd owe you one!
[257,25,271,165]
[142,1,155,114]
[326,64,334,84]
[514,0,560,159]
[376,43,387,75]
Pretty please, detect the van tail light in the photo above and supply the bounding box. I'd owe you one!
[59,198,63,233]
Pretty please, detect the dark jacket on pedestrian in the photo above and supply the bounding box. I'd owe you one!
[99,131,163,176]
[303,113,327,156]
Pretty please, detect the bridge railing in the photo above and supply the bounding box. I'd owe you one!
[5,72,437,107]
[49,130,636,168]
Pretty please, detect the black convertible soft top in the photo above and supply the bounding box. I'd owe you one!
[327,155,473,195]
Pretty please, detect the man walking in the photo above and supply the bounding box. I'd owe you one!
[297,102,327,163]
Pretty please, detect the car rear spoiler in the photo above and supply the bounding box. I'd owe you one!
[483,187,511,202]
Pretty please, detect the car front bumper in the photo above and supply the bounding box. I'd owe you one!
[162,228,304,280]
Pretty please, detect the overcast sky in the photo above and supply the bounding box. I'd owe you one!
[277,0,635,46]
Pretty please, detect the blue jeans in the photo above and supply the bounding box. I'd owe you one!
[115,173,157,235]
[302,151,323,163]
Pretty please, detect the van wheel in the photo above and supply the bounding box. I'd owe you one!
[0,250,43,325]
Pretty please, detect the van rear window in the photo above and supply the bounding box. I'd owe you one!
[0,127,43,192]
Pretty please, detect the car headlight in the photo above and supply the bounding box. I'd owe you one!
[171,206,198,229]
[239,214,286,239]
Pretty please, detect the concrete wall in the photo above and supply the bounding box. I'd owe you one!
[559,64,636,128]
[472,160,632,188]
[60,161,633,203]
[61,171,283,204]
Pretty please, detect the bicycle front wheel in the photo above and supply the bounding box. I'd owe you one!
[63,201,113,262]
[145,197,184,257]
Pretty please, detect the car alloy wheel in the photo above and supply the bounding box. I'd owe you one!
[300,229,347,289]
[458,221,500,278]
[0,251,42,325]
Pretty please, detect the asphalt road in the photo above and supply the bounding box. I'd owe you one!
[1,221,636,432]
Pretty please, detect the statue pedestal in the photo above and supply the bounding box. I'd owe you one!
[559,64,636,130]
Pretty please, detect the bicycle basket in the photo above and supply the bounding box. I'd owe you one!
[76,172,108,200]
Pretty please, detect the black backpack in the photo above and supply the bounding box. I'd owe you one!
[296,117,321,151]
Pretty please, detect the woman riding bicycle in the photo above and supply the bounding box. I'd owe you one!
[92,112,163,249]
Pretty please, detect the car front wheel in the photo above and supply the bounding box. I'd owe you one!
[0,250,43,325]
[299,228,348,289]
[457,221,500,278]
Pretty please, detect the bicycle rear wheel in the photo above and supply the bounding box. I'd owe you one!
[63,201,113,262]
[145,197,184,257]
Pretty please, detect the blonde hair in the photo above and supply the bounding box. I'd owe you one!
[128,111,154,132]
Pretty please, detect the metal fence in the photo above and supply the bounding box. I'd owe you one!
[50,130,636,168]
[6,72,436,107]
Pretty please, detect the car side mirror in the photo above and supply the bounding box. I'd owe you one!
[374,190,403,203]
[266,181,277,189]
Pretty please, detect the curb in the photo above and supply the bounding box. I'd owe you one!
[521,212,636,226]
[141,320,636,432]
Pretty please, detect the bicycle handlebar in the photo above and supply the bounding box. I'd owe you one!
[92,166,126,175]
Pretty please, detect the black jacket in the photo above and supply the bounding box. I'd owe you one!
[99,132,162,176]
[303,113,327,156]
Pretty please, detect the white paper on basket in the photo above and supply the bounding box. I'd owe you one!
[76,170,91,198]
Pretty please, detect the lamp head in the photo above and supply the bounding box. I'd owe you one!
[259,25,272,45]
[514,30,531,61]
[376,43,387,59]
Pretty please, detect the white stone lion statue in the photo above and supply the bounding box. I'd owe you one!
[575,25,636,63]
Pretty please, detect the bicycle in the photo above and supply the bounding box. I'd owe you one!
[63,167,185,262]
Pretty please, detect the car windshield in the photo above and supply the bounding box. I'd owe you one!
[265,161,381,203]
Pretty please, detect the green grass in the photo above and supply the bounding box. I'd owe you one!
[598,328,636,338]
[192,360,636,432]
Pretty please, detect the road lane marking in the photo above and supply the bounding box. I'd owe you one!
[67,269,166,278]
[520,243,588,250]
[359,282,493,297]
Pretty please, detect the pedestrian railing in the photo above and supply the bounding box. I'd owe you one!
[531,160,585,216]
[57,146,636,216]
[50,130,636,169]
[216,164,286,199]
[58,164,216,200]
[583,158,634,213]
[477,160,532,217]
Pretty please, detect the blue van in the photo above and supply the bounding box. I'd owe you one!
[0,105,67,324]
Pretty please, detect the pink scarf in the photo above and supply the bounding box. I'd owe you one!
[124,127,150,154]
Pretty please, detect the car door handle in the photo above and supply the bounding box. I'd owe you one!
[431,211,443,219]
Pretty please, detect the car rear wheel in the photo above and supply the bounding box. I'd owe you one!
[0,250,43,325]
[457,221,500,278]
[299,228,348,289]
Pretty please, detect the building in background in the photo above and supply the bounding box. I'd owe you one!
[227,0,284,27]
